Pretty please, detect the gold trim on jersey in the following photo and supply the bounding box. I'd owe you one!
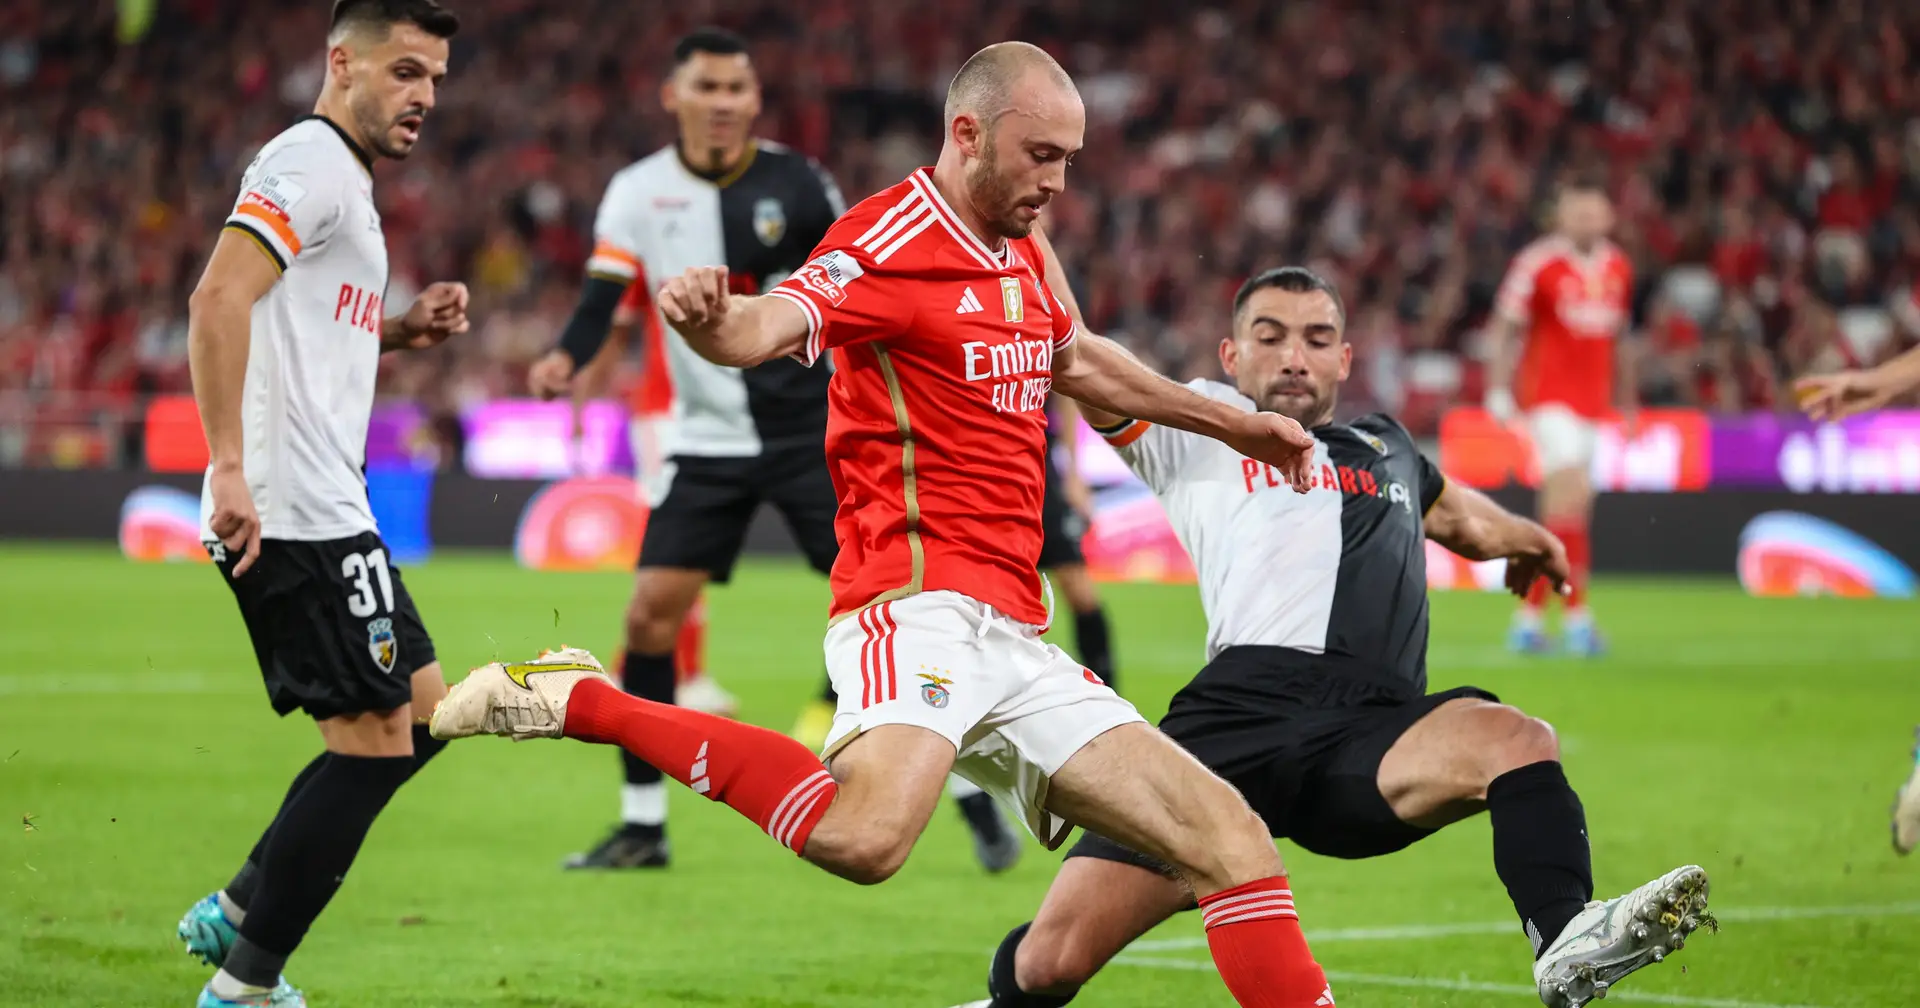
[223,222,286,274]
[676,141,759,189]
[828,345,925,624]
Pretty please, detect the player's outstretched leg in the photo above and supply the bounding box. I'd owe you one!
[1045,723,1332,1007]
[180,665,448,994]
[1377,697,1709,1007]
[1893,726,1920,855]
[433,648,956,883]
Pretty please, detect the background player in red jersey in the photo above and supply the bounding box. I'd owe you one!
[1485,176,1637,657]
[435,42,1343,1008]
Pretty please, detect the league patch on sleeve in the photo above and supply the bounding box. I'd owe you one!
[793,250,865,306]
[244,174,308,218]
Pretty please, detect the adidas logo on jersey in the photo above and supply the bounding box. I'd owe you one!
[1315,987,1336,1006]
[956,287,986,314]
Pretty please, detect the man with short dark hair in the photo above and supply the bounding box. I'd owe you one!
[175,2,464,1005]
[525,28,1023,873]
[953,259,1711,1008]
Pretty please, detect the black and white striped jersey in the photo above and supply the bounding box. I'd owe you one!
[1099,380,1447,690]
[586,141,845,458]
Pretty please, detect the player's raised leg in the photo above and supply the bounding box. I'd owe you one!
[1377,697,1709,1007]
[431,647,957,884]
[1044,724,1333,1007]
[565,565,706,870]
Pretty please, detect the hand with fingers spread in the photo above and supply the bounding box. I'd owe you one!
[657,266,735,343]
[1221,411,1318,493]
[207,464,262,576]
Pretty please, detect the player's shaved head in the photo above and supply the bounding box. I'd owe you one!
[938,42,1084,241]
[944,42,1077,125]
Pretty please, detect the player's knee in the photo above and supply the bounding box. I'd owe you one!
[1163,790,1278,890]
[1482,707,1560,781]
[1014,922,1099,994]
[622,595,684,653]
[820,829,914,885]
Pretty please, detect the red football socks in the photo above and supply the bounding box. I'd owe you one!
[563,678,835,853]
[1198,876,1334,1006]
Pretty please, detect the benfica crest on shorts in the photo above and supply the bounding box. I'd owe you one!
[753,197,786,246]
[918,672,953,709]
[367,617,397,673]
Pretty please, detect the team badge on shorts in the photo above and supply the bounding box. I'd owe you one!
[367,617,397,673]
[918,672,953,709]
[753,197,786,246]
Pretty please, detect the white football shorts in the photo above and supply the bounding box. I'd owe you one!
[1527,402,1599,475]
[821,590,1144,849]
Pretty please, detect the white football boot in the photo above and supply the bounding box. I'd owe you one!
[429,647,612,741]
[675,673,739,717]
[1534,864,1713,1007]
[1893,728,1920,855]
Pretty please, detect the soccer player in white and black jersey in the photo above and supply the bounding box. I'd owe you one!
[175,3,467,1006]
[962,263,1713,1008]
[525,29,1021,873]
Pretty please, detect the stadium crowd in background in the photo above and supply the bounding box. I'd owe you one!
[5,0,1920,459]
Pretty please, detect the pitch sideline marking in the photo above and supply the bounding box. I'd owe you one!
[1125,900,1920,952]
[1113,957,1824,1008]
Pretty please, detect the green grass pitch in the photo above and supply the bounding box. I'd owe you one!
[3,543,1919,1006]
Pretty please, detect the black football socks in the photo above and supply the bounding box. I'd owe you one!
[1487,760,1594,957]
[987,922,1078,1006]
[1071,606,1116,692]
[620,650,675,839]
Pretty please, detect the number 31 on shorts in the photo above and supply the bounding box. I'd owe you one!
[341,548,395,617]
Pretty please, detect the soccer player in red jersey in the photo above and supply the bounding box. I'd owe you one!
[1485,176,1637,657]
[1796,345,1920,855]
[434,42,1337,1007]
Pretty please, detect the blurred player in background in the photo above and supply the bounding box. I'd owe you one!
[566,283,713,711]
[960,265,1709,1008]
[1485,175,1637,657]
[1040,394,1119,691]
[176,2,465,1006]
[1796,344,1920,854]
[435,42,1344,1008]
[529,28,1019,872]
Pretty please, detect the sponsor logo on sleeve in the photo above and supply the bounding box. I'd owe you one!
[793,250,864,306]
[246,174,307,217]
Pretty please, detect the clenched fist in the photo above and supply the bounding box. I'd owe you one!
[657,266,734,342]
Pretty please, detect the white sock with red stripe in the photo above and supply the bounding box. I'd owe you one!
[1197,876,1335,1006]
[563,678,837,854]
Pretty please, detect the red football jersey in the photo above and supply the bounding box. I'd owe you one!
[770,169,1078,625]
[1493,236,1633,418]
[615,277,675,419]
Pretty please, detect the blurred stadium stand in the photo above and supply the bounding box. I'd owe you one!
[4,0,1920,468]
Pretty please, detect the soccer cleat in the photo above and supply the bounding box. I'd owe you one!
[675,673,739,717]
[195,980,306,1007]
[956,791,1023,874]
[1508,621,1552,655]
[429,647,612,741]
[1892,728,1920,855]
[790,698,836,753]
[948,1002,992,1008]
[1534,865,1713,1007]
[1562,621,1608,658]
[177,893,237,966]
[562,824,672,870]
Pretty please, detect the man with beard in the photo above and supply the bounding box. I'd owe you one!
[432,42,1348,1008]
[955,265,1712,1008]
[175,2,467,1005]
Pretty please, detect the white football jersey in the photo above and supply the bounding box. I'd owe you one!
[1099,379,1446,675]
[203,116,389,541]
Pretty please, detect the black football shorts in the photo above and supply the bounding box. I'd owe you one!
[638,446,839,582]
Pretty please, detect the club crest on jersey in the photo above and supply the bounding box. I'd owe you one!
[999,276,1024,322]
[753,197,786,246]
[367,618,397,673]
[1357,431,1389,455]
[918,672,953,709]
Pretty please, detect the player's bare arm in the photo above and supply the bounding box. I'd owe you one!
[188,229,286,576]
[1053,334,1314,491]
[1483,313,1524,424]
[656,264,808,367]
[1796,342,1920,421]
[1424,480,1571,598]
[379,281,470,352]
